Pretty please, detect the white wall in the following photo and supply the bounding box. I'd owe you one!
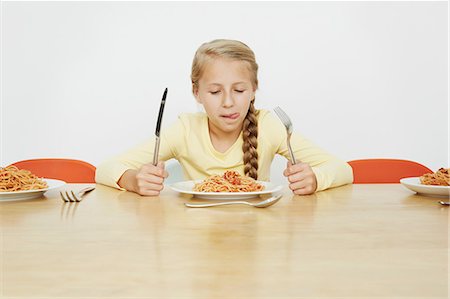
[1,1,448,181]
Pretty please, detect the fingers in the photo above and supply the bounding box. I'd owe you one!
[136,188,164,197]
[283,161,317,195]
[157,161,169,178]
[288,177,317,195]
[134,176,165,196]
[136,171,165,185]
[134,161,168,196]
[283,161,308,177]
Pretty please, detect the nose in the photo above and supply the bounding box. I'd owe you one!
[222,91,234,108]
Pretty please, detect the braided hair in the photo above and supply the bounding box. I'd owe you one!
[242,100,259,179]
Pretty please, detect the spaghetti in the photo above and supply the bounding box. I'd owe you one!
[420,168,449,186]
[194,170,265,192]
[0,165,48,192]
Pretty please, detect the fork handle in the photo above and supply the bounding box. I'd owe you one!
[287,133,297,164]
[185,201,251,208]
[78,186,95,196]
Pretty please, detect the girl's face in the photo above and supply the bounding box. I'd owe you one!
[194,57,256,136]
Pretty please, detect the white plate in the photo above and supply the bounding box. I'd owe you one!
[0,179,66,201]
[400,177,450,198]
[169,180,283,200]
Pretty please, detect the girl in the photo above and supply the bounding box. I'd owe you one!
[96,39,353,196]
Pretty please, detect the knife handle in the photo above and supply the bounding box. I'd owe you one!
[153,136,160,166]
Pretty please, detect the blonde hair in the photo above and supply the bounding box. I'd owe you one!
[191,39,260,179]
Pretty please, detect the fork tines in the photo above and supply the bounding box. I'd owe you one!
[274,106,293,133]
[274,106,297,164]
[60,191,81,202]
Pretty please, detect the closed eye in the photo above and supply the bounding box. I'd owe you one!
[235,90,245,93]
[210,91,221,95]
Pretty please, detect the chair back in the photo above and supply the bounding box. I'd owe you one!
[12,158,96,183]
[348,159,432,184]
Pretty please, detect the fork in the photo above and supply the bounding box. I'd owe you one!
[185,195,282,208]
[60,186,95,202]
[274,106,297,164]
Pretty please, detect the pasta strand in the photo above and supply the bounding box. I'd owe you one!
[0,165,48,192]
[194,170,264,192]
[420,168,449,186]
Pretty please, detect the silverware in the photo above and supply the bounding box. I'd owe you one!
[439,201,450,205]
[185,194,282,208]
[60,186,95,202]
[274,106,297,164]
[153,88,168,166]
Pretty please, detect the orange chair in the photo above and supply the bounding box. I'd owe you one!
[11,158,96,183]
[348,159,433,184]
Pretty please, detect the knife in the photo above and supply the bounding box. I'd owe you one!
[153,88,168,166]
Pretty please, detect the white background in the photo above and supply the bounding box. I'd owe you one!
[1,1,448,182]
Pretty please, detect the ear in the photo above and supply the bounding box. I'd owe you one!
[193,84,202,104]
[249,88,256,103]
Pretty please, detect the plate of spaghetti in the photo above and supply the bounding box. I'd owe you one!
[0,165,66,201]
[169,170,283,200]
[400,168,450,198]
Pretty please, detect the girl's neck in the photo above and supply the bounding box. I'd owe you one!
[208,121,242,153]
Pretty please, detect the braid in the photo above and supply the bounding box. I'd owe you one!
[242,101,259,179]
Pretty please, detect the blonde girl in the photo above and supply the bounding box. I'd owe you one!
[96,39,353,196]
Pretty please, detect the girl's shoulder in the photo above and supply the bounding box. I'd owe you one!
[257,109,287,142]
[177,112,207,129]
[257,109,285,130]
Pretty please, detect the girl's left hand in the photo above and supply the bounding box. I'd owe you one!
[283,161,318,195]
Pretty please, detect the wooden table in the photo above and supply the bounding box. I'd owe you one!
[1,183,448,298]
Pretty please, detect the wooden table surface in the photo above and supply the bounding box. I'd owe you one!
[1,183,448,298]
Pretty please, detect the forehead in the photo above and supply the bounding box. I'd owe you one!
[200,57,253,85]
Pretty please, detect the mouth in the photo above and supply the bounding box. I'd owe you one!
[221,113,240,120]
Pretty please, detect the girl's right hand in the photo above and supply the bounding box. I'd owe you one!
[133,161,168,196]
[118,161,168,196]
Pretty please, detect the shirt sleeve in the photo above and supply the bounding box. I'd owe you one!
[288,134,353,191]
[95,118,184,189]
[261,111,353,191]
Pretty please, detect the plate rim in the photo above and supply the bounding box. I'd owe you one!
[169,179,283,197]
[400,177,449,190]
[400,176,449,197]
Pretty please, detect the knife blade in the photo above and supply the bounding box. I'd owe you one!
[153,88,168,166]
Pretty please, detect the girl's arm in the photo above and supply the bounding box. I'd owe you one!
[286,134,353,192]
[95,118,184,191]
[261,110,353,192]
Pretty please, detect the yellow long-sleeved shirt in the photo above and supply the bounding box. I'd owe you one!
[95,110,353,191]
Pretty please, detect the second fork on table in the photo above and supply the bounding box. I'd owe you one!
[60,186,95,202]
